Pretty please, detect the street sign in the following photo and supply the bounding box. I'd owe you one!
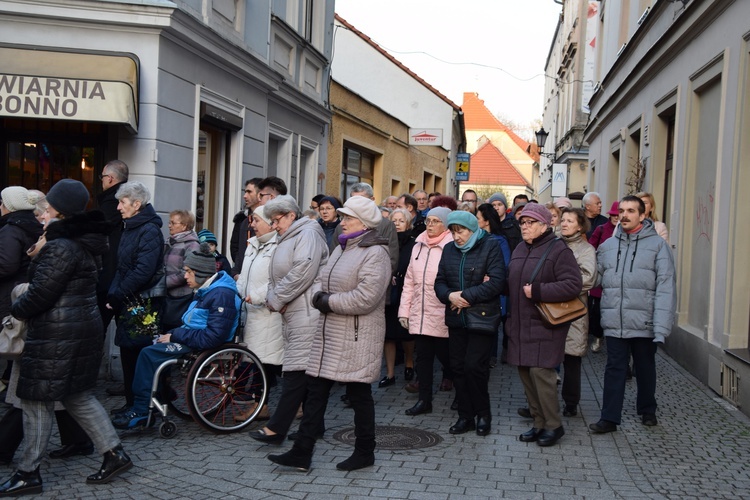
[456,153,470,181]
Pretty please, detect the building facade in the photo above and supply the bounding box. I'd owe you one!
[584,0,750,416]
[329,15,464,202]
[0,0,334,249]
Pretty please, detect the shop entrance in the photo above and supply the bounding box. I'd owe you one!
[0,118,111,204]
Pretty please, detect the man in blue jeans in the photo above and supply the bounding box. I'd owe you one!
[588,196,676,433]
[112,244,240,429]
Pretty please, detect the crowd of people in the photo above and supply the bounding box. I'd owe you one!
[0,165,677,490]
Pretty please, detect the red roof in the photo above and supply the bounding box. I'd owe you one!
[468,141,530,187]
[461,92,534,157]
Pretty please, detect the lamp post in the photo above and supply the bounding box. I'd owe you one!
[535,127,555,159]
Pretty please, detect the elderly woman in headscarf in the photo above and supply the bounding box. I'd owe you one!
[434,211,505,437]
[268,196,391,472]
[249,195,328,444]
[506,203,582,447]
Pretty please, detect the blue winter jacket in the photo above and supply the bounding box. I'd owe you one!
[170,271,240,350]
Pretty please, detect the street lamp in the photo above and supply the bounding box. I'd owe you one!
[535,127,555,159]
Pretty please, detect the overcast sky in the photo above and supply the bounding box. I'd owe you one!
[335,0,563,137]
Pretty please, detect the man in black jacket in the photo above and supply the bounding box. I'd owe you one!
[96,160,129,330]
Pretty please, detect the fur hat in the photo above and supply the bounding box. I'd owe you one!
[519,203,552,226]
[426,206,451,227]
[487,192,508,209]
[447,210,479,232]
[337,196,382,229]
[183,242,216,278]
[46,179,89,217]
[1,187,38,212]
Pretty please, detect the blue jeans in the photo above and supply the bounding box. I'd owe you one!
[601,336,657,424]
[131,343,192,414]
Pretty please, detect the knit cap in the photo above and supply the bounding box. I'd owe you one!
[554,197,573,209]
[447,210,479,232]
[197,229,218,245]
[252,205,273,225]
[519,203,552,226]
[319,196,342,210]
[426,206,451,227]
[487,192,508,209]
[46,179,89,216]
[183,242,217,278]
[1,187,38,212]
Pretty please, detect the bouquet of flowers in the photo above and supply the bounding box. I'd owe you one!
[121,296,160,339]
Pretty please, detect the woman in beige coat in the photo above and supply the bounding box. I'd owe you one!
[560,208,597,417]
[269,196,390,473]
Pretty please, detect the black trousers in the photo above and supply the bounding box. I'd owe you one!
[588,296,603,338]
[266,370,307,436]
[601,337,658,424]
[561,354,582,407]
[415,335,450,403]
[449,328,493,420]
[295,377,374,453]
[120,345,145,407]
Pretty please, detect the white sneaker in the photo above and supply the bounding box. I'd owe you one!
[591,338,603,353]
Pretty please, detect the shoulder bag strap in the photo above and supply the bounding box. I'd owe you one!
[528,237,560,284]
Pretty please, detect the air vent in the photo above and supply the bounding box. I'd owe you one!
[721,363,740,406]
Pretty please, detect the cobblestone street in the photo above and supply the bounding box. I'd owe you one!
[3,346,749,499]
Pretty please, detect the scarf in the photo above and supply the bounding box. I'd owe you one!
[338,229,368,249]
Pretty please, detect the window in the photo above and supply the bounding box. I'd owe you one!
[340,144,374,200]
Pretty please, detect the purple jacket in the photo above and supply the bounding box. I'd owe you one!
[506,231,583,368]
[164,230,200,297]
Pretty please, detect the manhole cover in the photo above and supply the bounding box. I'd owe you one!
[333,425,443,450]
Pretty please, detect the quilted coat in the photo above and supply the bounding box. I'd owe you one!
[108,203,164,348]
[596,219,676,343]
[164,230,200,297]
[266,217,328,372]
[434,232,506,334]
[398,230,454,338]
[11,211,110,401]
[506,230,583,369]
[237,232,283,365]
[0,210,43,319]
[307,230,391,383]
[561,232,597,357]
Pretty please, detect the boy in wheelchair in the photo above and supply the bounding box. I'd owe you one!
[112,244,241,429]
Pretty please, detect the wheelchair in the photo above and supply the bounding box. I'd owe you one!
[144,341,267,438]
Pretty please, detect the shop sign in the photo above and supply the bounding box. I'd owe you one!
[0,74,137,131]
[408,128,443,146]
[456,152,470,181]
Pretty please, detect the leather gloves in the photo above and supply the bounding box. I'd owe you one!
[312,291,332,314]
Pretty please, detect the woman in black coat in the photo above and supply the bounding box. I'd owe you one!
[435,211,505,437]
[0,180,132,496]
[106,181,164,413]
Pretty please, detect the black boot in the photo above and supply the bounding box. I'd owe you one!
[268,443,313,472]
[86,445,133,484]
[336,439,375,471]
[0,468,42,496]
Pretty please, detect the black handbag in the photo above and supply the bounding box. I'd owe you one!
[161,293,194,329]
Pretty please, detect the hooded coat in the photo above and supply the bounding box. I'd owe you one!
[266,217,328,372]
[306,230,391,383]
[11,211,110,401]
[398,230,454,338]
[506,230,583,369]
[0,210,43,319]
[596,219,676,343]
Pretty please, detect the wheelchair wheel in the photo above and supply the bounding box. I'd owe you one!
[161,362,192,421]
[186,345,267,433]
[159,421,177,439]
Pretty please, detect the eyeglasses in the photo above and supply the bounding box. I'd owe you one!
[310,205,319,210]
[425,219,443,226]
[99,173,112,181]
[462,199,477,204]
[168,220,185,226]
[270,214,288,226]
[318,206,335,212]
[519,220,540,227]
[259,192,274,200]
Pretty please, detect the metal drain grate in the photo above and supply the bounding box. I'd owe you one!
[333,425,443,450]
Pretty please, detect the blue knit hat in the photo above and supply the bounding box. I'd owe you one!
[319,196,342,210]
[447,211,478,232]
[197,229,218,245]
